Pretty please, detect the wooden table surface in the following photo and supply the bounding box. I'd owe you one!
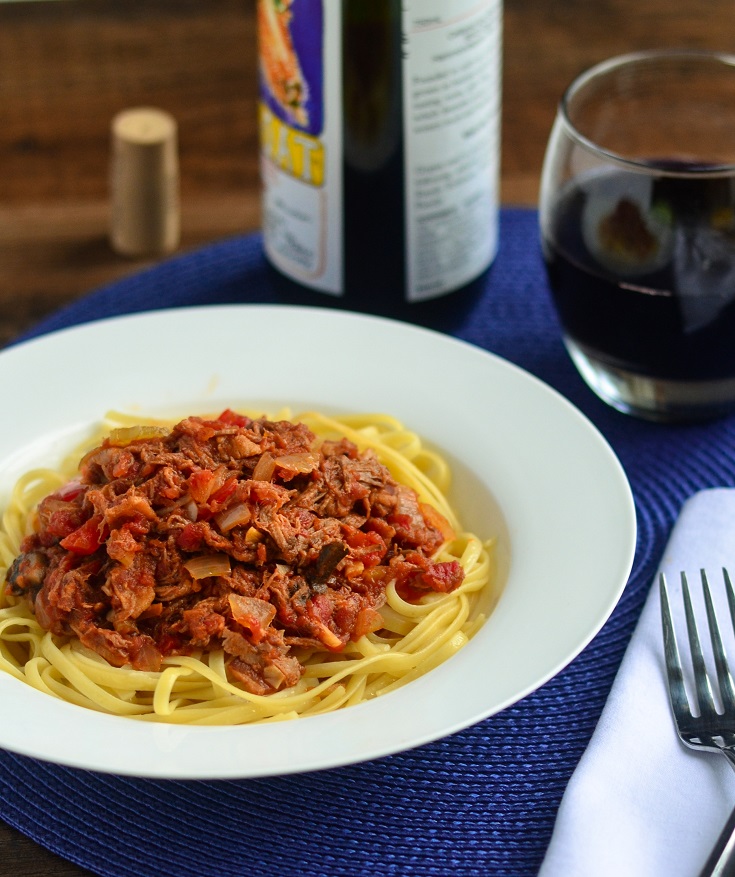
[1,1,735,874]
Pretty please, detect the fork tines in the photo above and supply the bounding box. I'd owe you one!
[660,568,735,724]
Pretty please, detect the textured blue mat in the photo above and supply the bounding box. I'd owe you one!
[2,208,734,876]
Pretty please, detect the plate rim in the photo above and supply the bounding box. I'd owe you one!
[0,304,636,778]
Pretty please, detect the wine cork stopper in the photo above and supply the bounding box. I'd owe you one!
[110,107,180,257]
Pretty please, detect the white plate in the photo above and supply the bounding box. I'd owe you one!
[0,305,635,778]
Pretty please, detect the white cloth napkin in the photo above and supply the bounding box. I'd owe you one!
[539,487,735,877]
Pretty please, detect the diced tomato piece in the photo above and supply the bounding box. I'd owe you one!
[309,593,332,624]
[308,594,346,650]
[352,607,384,639]
[187,470,216,503]
[44,507,86,540]
[55,481,85,502]
[395,581,427,603]
[395,560,464,602]
[209,476,238,506]
[217,409,251,427]
[187,469,236,509]
[418,560,464,593]
[364,517,396,541]
[122,516,150,537]
[345,529,387,567]
[157,633,184,655]
[419,502,456,542]
[59,515,107,555]
[333,600,359,635]
[177,522,205,551]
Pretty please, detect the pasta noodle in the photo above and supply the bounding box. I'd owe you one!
[0,409,495,725]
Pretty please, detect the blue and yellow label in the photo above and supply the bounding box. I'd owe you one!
[258,0,342,293]
[258,0,325,185]
[259,103,325,186]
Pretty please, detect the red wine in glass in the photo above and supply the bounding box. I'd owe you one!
[542,163,735,384]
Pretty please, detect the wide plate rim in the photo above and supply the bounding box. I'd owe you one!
[0,304,636,778]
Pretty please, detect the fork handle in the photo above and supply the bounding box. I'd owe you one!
[699,805,735,877]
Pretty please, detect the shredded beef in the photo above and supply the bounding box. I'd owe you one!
[6,411,464,693]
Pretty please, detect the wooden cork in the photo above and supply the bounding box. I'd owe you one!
[110,107,180,257]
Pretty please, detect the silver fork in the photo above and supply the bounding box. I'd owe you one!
[660,568,735,877]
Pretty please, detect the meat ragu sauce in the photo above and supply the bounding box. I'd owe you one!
[5,411,463,696]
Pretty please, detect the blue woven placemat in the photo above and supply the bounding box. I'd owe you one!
[3,208,734,876]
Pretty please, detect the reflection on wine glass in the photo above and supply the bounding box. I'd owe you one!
[540,50,735,422]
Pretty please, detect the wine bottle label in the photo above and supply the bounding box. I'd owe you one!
[259,0,343,294]
[402,0,501,301]
[258,0,501,302]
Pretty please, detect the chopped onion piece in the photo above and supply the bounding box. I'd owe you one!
[183,553,231,579]
[214,503,252,532]
[107,425,169,447]
[263,663,286,690]
[251,452,275,482]
[313,621,344,650]
[57,479,84,500]
[274,452,320,474]
[228,594,276,630]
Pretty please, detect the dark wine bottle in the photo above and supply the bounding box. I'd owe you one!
[257,0,502,322]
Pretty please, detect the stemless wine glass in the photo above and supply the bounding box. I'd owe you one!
[540,50,735,422]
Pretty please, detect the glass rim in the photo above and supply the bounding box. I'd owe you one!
[559,48,735,177]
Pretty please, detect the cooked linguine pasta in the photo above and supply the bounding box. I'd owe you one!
[0,409,494,725]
